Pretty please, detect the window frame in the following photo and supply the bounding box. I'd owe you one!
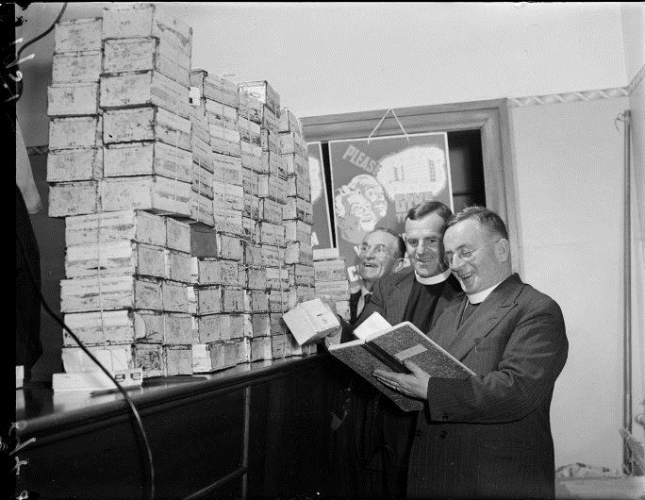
[300,98,521,273]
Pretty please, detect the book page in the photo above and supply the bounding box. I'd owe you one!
[353,311,392,340]
[369,322,476,378]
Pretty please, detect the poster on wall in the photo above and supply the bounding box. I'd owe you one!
[329,133,453,284]
[307,142,333,249]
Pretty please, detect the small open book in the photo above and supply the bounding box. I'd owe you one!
[328,313,476,411]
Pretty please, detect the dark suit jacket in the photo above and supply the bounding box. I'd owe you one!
[336,268,464,498]
[343,267,463,340]
[407,273,568,500]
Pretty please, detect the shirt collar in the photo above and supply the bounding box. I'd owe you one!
[467,281,503,304]
[415,268,451,285]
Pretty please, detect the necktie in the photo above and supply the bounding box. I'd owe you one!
[364,293,372,305]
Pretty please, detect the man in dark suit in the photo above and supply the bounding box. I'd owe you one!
[347,227,406,324]
[374,206,568,499]
[324,226,406,499]
[328,201,463,499]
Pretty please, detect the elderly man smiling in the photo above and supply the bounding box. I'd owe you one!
[349,227,406,323]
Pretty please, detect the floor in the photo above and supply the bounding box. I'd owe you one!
[556,476,645,499]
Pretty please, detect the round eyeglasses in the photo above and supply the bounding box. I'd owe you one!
[443,246,481,267]
[359,243,389,258]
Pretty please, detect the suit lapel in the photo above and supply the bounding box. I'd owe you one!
[429,296,466,348]
[389,270,415,323]
[446,274,524,361]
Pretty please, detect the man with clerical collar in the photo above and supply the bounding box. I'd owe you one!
[373,206,568,500]
[326,201,463,500]
[351,200,463,335]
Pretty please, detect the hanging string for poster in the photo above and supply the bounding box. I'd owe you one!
[367,108,411,144]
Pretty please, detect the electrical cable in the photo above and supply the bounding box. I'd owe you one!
[14,2,67,63]
[5,2,68,103]
[15,228,155,500]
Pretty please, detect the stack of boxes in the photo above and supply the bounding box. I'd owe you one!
[277,107,317,356]
[188,68,247,372]
[313,248,352,322]
[47,3,319,385]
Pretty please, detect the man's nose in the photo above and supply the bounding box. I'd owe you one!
[447,254,465,270]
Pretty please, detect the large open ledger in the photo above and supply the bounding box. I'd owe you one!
[328,315,476,411]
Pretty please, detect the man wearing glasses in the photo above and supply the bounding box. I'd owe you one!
[373,206,568,499]
[327,200,463,499]
[348,227,406,324]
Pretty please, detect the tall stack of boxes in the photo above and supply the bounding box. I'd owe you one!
[188,69,247,373]
[277,108,317,355]
[47,5,198,383]
[46,3,319,385]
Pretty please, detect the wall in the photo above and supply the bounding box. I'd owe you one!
[13,1,644,472]
[509,95,643,470]
[16,2,629,147]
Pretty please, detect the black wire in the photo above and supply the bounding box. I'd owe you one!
[15,229,155,500]
[14,2,67,63]
[7,2,68,103]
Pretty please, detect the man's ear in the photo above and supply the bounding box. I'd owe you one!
[393,258,405,273]
[495,239,511,263]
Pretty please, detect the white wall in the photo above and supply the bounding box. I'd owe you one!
[16,2,629,146]
[14,0,644,472]
[510,96,637,470]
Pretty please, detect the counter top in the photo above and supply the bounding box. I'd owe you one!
[15,354,325,437]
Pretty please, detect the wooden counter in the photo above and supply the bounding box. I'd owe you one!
[14,354,342,500]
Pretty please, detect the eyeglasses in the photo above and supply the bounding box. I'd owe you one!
[359,243,390,258]
[443,246,483,267]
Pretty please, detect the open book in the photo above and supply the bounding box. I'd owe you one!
[328,314,476,412]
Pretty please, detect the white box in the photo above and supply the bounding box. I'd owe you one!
[282,298,341,346]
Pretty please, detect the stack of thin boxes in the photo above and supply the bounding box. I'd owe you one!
[188,68,247,373]
[313,248,352,322]
[238,82,289,362]
[277,108,318,355]
[47,4,198,381]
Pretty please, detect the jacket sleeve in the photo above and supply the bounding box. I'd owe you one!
[426,294,568,424]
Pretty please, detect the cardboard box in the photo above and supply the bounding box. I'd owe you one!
[47,147,103,182]
[103,141,192,183]
[48,83,99,117]
[54,17,102,53]
[103,37,190,87]
[65,210,166,247]
[103,106,191,149]
[65,240,166,279]
[238,80,280,116]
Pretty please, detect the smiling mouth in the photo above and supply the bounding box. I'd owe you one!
[362,262,378,269]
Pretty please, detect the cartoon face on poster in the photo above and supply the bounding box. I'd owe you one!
[307,142,333,249]
[329,133,453,283]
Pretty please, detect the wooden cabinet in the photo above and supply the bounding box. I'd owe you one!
[14,355,344,500]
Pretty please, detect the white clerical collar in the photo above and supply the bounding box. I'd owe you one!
[467,281,503,304]
[415,268,451,285]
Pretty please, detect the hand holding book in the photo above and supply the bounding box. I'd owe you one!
[373,359,431,400]
[327,313,475,412]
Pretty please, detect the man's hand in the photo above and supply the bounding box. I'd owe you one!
[373,360,431,400]
[318,294,338,315]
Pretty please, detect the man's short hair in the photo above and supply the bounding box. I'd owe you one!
[406,201,453,231]
[447,205,509,240]
[367,227,406,259]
